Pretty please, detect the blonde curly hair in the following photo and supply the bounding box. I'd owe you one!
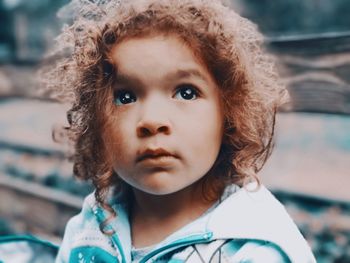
[41,0,288,211]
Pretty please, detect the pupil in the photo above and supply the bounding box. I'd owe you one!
[181,88,193,100]
[121,92,133,103]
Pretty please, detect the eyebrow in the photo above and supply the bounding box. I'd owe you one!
[166,69,209,83]
[114,68,210,88]
[115,73,143,87]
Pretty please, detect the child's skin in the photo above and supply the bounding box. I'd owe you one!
[102,33,224,248]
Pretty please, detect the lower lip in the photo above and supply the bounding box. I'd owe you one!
[137,155,178,167]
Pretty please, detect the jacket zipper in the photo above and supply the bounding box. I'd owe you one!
[139,232,213,263]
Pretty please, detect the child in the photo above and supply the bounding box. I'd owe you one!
[46,0,316,262]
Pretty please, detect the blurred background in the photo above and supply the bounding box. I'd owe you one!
[0,0,349,262]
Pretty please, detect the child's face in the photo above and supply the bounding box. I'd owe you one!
[104,34,224,195]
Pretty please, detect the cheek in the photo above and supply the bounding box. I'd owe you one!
[186,104,224,162]
[203,99,224,141]
[198,122,222,158]
[210,98,225,148]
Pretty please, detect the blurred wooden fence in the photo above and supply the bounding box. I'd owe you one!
[268,31,350,115]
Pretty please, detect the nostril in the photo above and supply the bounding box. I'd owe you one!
[138,127,152,137]
[158,126,170,134]
[136,122,171,137]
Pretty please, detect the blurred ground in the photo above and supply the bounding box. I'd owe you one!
[262,113,350,201]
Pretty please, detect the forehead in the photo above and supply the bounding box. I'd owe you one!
[109,34,212,83]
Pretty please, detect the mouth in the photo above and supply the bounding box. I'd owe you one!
[136,148,179,163]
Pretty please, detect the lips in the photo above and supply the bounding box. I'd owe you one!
[136,148,178,163]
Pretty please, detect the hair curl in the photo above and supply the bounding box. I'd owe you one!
[40,0,288,208]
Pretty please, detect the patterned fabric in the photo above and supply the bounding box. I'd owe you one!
[146,239,290,263]
[131,245,154,262]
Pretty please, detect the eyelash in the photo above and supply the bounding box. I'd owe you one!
[113,84,200,106]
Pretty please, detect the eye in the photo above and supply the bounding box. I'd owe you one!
[174,84,199,100]
[114,90,137,105]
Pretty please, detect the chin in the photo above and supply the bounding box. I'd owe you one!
[137,184,180,196]
[132,180,186,196]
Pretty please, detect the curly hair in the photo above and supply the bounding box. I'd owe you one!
[40,0,288,212]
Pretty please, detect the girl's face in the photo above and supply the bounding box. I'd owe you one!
[104,34,224,195]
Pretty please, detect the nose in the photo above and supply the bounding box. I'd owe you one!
[136,98,171,137]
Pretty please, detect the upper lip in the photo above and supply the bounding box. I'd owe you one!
[136,148,178,162]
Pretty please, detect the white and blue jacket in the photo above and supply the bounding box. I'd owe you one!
[55,184,316,262]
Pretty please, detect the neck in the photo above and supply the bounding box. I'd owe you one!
[130,181,218,248]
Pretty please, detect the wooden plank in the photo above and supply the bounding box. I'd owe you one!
[0,173,82,238]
